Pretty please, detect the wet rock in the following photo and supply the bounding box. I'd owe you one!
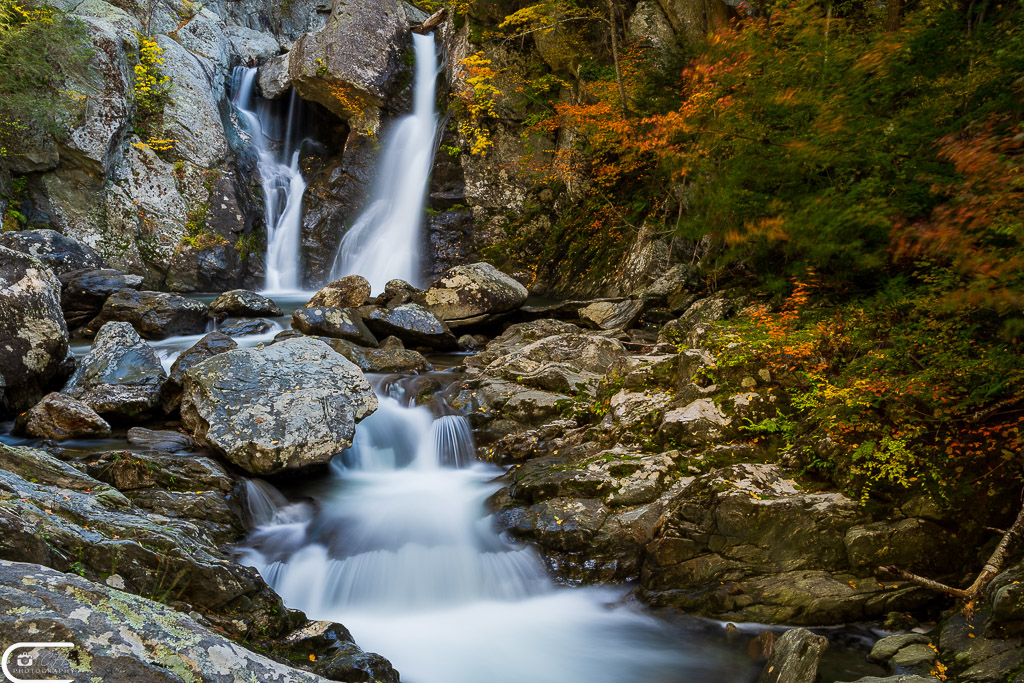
[382,278,426,305]
[499,497,610,553]
[363,303,457,349]
[658,398,733,446]
[0,246,69,414]
[181,337,377,475]
[457,333,488,350]
[306,274,372,309]
[579,298,645,331]
[162,331,238,414]
[504,390,572,424]
[88,289,210,340]
[58,268,144,329]
[210,289,283,318]
[219,317,275,336]
[13,392,111,440]
[0,560,332,683]
[126,427,198,452]
[424,262,529,323]
[758,628,829,683]
[62,322,167,420]
[0,228,103,275]
[292,306,378,346]
[319,337,432,374]
[869,634,932,663]
[889,643,939,675]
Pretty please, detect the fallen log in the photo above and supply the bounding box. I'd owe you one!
[412,8,445,34]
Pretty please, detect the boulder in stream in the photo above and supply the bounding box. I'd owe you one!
[424,262,529,324]
[181,337,377,475]
[58,268,144,329]
[363,303,457,349]
[757,628,829,683]
[292,306,378,346]
[306,274,372,309]
[162,331,238,414]
[210,289,283,318]
[0,246,70,414]
[14,392,111,440]
[0,228,103,275]
[88,289,210,339]
[62,321,167,420]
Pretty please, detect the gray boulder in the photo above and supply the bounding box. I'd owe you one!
[219,317,275,337]
[126,427,198,452]
[181,337,377,475]
[162,331,238,414]
[306,274,372,309]
[88,289,210,339]
[425,262,529,323]
[0,561,331,683]
[758,628,829,683]
[62,322,166,420]
[263,0,408,131]
[58,268,144,329]
[13,392,111,440]
[0,229,103,275]
[579,299,645,331]
[0,246,70,414]
[319,337,432,374]
[363,303,456,349]
[292,307,378,346]
[210,289,283,318]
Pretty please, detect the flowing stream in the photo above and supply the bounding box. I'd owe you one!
[329,33,439,293]
[238,375,755,683]
[230,67,308,295]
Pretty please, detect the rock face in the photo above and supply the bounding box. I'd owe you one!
[0,246,70,414]
[363,303,457,349]
[424,262,529,323]
[88,289,210,339]
[181,337,378,474]
[58,268,144,329]
[62,322,167,420]
[0,229,103,275]
[162,331,238,414]
[306,274,372,308]
[640,464,942,624]
[14,392,111,440]
[292,306,378,346]
[758,628,829,683]
[260,0,408,131]
[210,289,283,318]
[0,561,330,683]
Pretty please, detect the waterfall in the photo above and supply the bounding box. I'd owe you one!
[230,68,308,295]
[329,33,439,293]
[236,377,734,683]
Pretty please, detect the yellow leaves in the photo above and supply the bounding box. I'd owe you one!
[454,52,502,156]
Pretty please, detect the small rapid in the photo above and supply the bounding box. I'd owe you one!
[239,376,751,683]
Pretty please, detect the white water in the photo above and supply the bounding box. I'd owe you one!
[330,33,439,293]
[240,378,745,683]
[230,68,308,295]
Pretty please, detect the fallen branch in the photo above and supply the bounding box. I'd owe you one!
[412,8,445,34]
[879,492,1024,603]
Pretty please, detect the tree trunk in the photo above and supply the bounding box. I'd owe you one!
[886,0,903,31]
[606,0,628,118]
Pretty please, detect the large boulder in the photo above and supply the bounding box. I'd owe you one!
[0,561,333,683]
[58,268,144,329]
[13,392,111,440]
[181,337,378,475]
[319,337,432,374]
[88,289,210,339]
[210,289,283,318]
[260,0,408,131]
[305,274,372,309]
[363,303,456,349]
[0,229,103,275]
[424,262,529,323]
[292,307,378,346]
[0,246,70,414]
[162,331,238,414]
[62,321,166,420]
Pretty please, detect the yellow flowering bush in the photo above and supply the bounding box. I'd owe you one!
[133,34,171,149]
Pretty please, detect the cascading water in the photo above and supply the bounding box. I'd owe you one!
[230,67,308,295]
[329,33,439,293]
[239,375,755,683]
